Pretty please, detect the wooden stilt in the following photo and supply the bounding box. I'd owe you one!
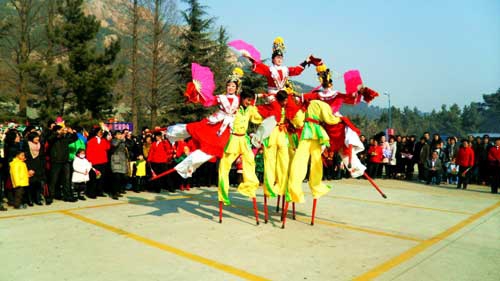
[363,172,387,198]
[311,198,317,226]
[281,201,289,229]
[276,195,281,213]
[252,197,260,225]
[264,195,268,223]
[280,196,286,221]
[150,167,176,181]
[218,201,223,223]
[292,202,296,220]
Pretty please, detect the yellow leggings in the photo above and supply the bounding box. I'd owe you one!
[218,143,260,205]
[287,140,331,203]
[263,128,289,198]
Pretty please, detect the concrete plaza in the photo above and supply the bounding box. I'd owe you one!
[1,179,499,281]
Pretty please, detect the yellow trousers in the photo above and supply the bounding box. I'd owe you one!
[287,139,331,203]
[263,127,289,198]
[218,135,260,205]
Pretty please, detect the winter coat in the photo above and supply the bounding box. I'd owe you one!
[148,140,173,164]
[47,132,78,163]
[23,141,46,183]
[456,146,475,167]
[424,158,443,172]
[86,136,110,165]
[68,133,87,161]
[72,156,92,183]
[110,139,129,174]
[388,142,397,166]
[10,157,29,188]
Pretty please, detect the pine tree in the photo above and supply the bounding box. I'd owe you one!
[0,0,45,120]
[211,26,233,93]
[480,88,500,132]
[164,0,215,124]
[54,0,124,120]
[27,0,64,125]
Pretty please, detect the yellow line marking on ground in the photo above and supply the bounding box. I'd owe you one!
[295,215,423,242]
[191,196,423,242]
[302,190,474,215]
[0,192,424,242]
[339,179,494,200]
[353,200,500,281]
[0,195,192,220]
[60,210,269,281]
[331,195,474,215]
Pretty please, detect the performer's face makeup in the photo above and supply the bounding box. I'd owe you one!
[272,55,283,66]
[226,82,237,94]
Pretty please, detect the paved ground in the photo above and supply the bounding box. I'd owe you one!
[1,179,499,281]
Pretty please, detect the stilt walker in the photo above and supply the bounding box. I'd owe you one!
[282,100,342,228]
[236,37,312,220]
[153,66,243,182]
[301,62,387,198]
[218,91,264,225]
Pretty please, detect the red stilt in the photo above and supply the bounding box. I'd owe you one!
[281,201,289,229]
[363,172,387,198]
[292,202,296,220]
[252,198,260,225]
[218,201,223,223]
[311,198,317,225]
[149,167,176,181]
[264,195,269,223]
[280,196,286,221]
[276,195,281,213]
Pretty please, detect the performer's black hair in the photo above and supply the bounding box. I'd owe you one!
[276,90,288,102]
[240,91,254,100]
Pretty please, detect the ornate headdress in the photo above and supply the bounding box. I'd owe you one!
[226,67,244,93]
[316,63,332,88]
[272,37,286,58]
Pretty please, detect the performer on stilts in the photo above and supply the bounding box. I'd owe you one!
[241,37,311,216]
[282,99,342,227]
[300,62,386,198]
[160,67,244,180]
[281,62,386,228]
[218,91,264,225]
[300,62,379,179]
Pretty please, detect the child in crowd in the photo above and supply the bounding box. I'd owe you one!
[10,151,32,209]
[132,155,147,192]
[72,148,92,200]
[175,146,191,191]
[446,157,459,185]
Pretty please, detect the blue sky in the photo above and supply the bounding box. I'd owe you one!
[181,0,500,112]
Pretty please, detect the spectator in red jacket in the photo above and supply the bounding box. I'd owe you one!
[86,127,111,198]
[367,139,383,178]
[487,138,500,194]
[456,140,475,190]
[148,131,174,192]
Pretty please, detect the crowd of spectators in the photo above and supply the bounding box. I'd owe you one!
[350,132,500,194]
[1,121,499,212]
[0,122,220,211]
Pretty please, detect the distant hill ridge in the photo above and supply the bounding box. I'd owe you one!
[81,0,384,118]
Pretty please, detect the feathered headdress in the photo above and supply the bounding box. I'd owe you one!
[226,67,244,93]
[272,37,285,58]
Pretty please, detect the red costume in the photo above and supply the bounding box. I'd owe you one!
[186,94,239,158]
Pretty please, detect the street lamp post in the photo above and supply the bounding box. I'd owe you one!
[384,92,391,129]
